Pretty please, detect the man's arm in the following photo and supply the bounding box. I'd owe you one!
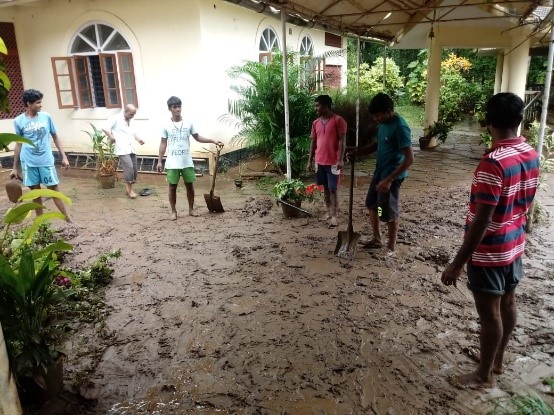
[191,133,223,146]
[51,133,69,169]
[441,202,496,286]
[134,133,145,145]
[376,147,414,192]
[10,142,22,179]
[102,128,116,144]
[351,140,377,157]
[306,137,316,172]
[337,132,346,170]
[157,138,167,172]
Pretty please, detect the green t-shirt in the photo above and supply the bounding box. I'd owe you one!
[375,114,412,180]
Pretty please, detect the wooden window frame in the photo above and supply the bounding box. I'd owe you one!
[73,56,93,109]
[99,53,121,109]
[51,57,77,109]
[117,51,138,107]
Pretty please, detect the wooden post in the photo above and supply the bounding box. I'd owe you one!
[0,323,22,415]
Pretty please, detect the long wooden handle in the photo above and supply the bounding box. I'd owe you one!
[210,145,222,196]
[347,154,356,234]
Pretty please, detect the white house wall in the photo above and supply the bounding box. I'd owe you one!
[0,0,345,155]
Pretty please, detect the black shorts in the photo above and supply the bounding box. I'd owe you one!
[315,165,340,190]
[467,257,523,296]
[365,175,404,222]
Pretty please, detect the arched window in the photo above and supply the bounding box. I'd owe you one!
[299,36,315,87]
[258,27,279,63]
[51,23,138,109]
[299,36,314,57]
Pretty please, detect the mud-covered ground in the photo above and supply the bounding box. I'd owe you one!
[2,131,553,414]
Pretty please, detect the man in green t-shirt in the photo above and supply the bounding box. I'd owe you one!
[351,93,413,254]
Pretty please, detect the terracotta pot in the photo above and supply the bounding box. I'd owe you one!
[98,173,116,189]
[280,199,302,219]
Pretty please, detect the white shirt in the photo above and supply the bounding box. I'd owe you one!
[104,114,136,156]
[161,118,196,169]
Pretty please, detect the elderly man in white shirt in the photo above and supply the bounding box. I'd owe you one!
[103,104,144,198]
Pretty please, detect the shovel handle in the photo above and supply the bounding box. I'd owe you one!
[347,153,356,233]
[210,145,222,195]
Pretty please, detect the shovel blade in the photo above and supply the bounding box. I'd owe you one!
[204,193,224,213]
[334,230,361,259]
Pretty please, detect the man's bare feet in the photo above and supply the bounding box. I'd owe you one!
[449,372,495,390]
[189,209,199,217]
[128,191,137,199]
[464,347,504,374]
[319,212,331,221]
[329,216,337,227]
[171,211,177,221]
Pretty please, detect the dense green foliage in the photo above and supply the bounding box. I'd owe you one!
[222,53,315,176]
[347,57,404,100]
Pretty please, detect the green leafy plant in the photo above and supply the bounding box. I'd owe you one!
[271,179,321,203]
[76,249,122,289]
[346,57,404,100]
[220,53,315,177]
[487,392,554,415]
[83,123,117,176]
[422,120,454,144]
[0,192,73,393]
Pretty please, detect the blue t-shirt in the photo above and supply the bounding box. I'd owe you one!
[375,114,411,180]
[14,111,57,167]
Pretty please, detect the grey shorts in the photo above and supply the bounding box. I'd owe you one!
[467,257,523,296]
[119,153,138,183]
[365,175,403,222]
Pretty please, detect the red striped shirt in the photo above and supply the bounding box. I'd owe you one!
[466,137,540,267]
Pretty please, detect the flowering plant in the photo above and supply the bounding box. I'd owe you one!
[271,179,322,203]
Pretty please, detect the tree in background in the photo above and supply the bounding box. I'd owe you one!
[221,53,314,177]
[347,57,404,100]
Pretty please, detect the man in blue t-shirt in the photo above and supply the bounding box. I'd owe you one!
[10,89,71,221]
[352,93,413,254]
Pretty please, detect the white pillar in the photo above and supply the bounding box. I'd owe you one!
[0,325,22,415]
[507,30,531,99]
[494,52,504,94]
[423,33,441,134]
[501,49,510,92]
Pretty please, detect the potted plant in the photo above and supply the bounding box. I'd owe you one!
[271,178,321,218]
[419,120,453,150]
[235,162,245,189]
[83,123,118,188]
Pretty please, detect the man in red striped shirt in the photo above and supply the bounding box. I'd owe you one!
[441,92,540,389]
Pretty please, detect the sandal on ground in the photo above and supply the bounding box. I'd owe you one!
[139,188,153,196]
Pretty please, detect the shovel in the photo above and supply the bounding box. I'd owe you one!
[5,178,23,203]
[204,144,224,213]
[276,198,313,217]
[334,154,361,259]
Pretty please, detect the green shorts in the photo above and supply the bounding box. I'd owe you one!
[166,167,196,185]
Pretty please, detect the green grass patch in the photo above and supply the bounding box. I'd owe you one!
[488,393,554,415]
[396,104,424,130]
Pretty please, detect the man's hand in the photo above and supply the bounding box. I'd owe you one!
[156,161,163,173]
[138,139,145,145]
[10,169,21,180]
[336,161,344,170]
[306,161,313,173]
[441,263,464,287]
[376,178,392,193]
[61,155,70,170]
